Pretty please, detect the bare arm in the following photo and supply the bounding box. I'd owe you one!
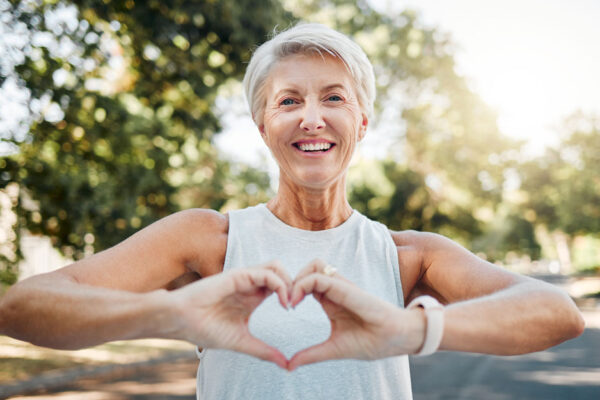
[0,275,175,349]
[395,231,585,355]
[0,209,226,349]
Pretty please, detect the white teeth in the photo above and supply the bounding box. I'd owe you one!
[298,142,332,151]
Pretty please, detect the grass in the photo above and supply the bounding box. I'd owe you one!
[0,335,195,384]
[574,265,600,277]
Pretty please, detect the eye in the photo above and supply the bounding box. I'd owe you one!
[327,95,343,102]
[280,98,296,106]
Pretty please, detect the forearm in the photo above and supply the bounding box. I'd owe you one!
[439,279,585,355]
[0,273,177,350]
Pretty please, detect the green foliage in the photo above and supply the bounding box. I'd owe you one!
[285,0,523,256]
[4,0,596,282]
[349,160,481,243]
[1,0,291,273]
[520,113,600,236]
[470,213,541,261]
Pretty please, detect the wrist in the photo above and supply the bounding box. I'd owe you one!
[387,306,426,355]
[407,295,444,356]
[410,307,427,354]
[142,289,184,340]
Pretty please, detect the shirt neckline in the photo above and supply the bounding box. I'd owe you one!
[256,203,361,242]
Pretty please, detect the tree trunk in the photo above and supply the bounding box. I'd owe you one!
[553,231,572,275]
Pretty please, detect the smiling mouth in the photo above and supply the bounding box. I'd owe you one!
[293,142,335,152]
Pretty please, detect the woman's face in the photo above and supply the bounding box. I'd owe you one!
[260,53,368,190]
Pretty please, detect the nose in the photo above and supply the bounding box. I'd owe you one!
[299,101,325,132]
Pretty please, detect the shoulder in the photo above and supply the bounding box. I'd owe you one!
[169,208,229,233]
[390,229,483,269]
[388,229,434,261]
[143,208,228,249]
[388,230,466,300]
[390,228,520,303]
[59,208,229,291]
[163,209,228,277]
[389,229,462,261]
[389,229,450,248]
[124,208,228,280]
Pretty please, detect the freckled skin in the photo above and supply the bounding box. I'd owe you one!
[260,54,368,192]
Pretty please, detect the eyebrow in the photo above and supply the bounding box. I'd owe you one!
[322,84,348,92]
[271,83,349,101]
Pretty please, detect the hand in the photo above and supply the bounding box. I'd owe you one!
[169,261,292,369]
[287,259,425,371]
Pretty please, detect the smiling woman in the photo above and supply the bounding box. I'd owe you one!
[259,53,367,196]
[0,23,585,400]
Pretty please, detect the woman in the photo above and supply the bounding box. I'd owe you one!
[0,23,584,399]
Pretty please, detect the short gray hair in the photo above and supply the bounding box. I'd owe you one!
[243,23,376,127]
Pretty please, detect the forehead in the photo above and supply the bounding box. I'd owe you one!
[265,53,355,97]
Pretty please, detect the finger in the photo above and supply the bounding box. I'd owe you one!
[260,260,293,291]
[291,273,377,316]
[234,335,289,370]
[287,340,339,371]
[295,259,351,285]
[294,258,329,282]
[242,268,290,309]
[290,273,336,308]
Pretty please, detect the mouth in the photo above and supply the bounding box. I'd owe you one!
[293,141,335,153]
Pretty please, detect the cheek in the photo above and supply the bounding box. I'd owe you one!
[262,112,295,154]
[335,107,363,141]
[263,109,297,135]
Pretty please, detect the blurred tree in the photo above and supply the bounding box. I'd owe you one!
[518,113,600,270]
[348,159,481,239]
[520,113,600,236]
[282,0,521,250]
[2,0,564,285]
[0,0,290,279]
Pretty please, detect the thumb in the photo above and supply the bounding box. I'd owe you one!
[287,339,339,371]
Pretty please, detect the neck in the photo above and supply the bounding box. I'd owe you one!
[267,174,352,231]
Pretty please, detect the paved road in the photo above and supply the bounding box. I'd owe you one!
[10,360,198,399]
[11,327,600,399]
[411,326,600,399]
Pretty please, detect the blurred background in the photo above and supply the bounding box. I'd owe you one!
[0,0,599,398]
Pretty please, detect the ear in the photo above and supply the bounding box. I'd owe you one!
[357,113,368,141]
[253,113,267,139]
[258,124,267,140]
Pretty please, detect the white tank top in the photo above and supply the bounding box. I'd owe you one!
[196,204,413,399]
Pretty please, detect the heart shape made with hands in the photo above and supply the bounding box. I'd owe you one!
[219,263,407,371]
[247,267,383,371]
[248,286,332,361]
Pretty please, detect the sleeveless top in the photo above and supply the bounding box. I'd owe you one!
[196,204,413,399]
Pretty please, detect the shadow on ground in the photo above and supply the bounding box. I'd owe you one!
[7,328,599,399]
[410,327,600,400]
[9,359,198,400]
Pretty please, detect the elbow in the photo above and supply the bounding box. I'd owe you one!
[541,284,586,344]
[527,289,586,352]
[550,295,586,347]
[567,306,586,339]
[560,288,586,340]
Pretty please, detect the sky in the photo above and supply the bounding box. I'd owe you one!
[2,1,599,164]
[373,0,600,153]
[216,0,600,167]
